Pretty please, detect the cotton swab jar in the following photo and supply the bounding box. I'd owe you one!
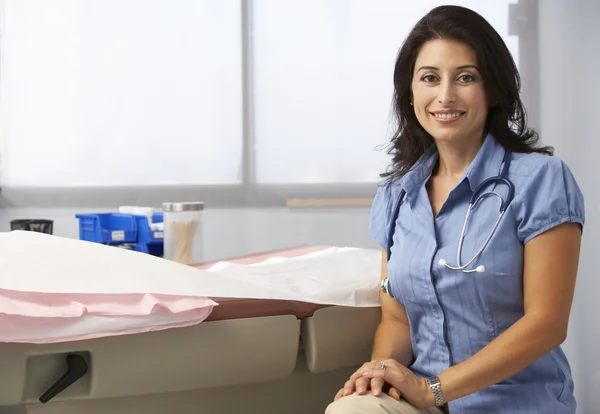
[162,202,204,265]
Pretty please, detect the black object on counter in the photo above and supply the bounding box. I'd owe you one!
[10,219,54,234]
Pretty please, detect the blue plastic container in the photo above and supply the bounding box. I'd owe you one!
[133,212,164,256]
[134,242,164,256]
[135,212,164,245]
[75,213,138,244]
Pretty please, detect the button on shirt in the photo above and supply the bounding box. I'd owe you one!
[369,134,585,413]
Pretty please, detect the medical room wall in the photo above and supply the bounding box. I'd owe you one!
[0,0,598,412]
[538,1,600,412]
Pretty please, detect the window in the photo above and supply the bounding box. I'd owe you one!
[0,0,243,187]
[0,0,530,206]
[251,0,520,185]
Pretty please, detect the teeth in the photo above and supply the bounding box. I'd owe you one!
[434,113,462,119]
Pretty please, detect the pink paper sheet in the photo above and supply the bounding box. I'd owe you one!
[0,288,217,343]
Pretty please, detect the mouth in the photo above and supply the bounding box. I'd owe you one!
[430,111,465,123]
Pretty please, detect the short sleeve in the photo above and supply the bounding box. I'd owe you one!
[369,183,393,249]
[515,157,585,244]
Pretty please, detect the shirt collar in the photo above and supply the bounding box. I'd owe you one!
[462,133,506,192]
[398,133,506,206]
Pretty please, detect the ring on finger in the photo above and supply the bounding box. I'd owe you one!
[379,361,386,371]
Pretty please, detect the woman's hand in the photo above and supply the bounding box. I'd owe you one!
[350,359,433,408]
[334,361,402,401]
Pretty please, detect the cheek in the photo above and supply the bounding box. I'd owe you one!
[411,85,433,117]
[466,90,490,116]
[412,104,429,126]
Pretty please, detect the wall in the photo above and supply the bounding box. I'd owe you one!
[538,0,600,412]
[0,206,378,262]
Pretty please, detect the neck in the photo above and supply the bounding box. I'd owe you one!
[433,135,485,178]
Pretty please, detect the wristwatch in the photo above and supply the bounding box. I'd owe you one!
[426,375,445,407]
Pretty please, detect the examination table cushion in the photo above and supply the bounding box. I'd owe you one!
[194,245,332,321]
[0,234,374,343]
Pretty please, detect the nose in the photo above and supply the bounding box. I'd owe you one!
[437,79,456,104]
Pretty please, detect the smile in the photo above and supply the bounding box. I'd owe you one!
[431,111,465,123]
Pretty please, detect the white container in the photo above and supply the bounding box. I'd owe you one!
[118,206,137,215]
[162,202,204,265]
[133,207,154,221]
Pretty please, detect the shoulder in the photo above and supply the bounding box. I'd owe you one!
[509,151,570,179]
[509,151,584,201]
[508,152,585,243]
[372,177,404,208]
[369,178,403,248]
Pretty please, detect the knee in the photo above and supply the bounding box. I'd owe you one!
[324,393,391,414]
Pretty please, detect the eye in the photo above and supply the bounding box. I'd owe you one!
[421,74,438,83]
[458,74,476,82]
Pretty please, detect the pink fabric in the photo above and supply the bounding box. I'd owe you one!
[0,288,217,343]
[0,245,329,344]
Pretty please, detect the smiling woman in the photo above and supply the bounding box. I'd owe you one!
[325,4,584,414]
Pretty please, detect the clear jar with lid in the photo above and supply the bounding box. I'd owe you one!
[162,201,204,265]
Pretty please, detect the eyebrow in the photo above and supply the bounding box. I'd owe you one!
[416,65,480,73]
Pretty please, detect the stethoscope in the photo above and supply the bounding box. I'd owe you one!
[381,150,515,298]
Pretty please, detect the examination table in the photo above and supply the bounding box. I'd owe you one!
[0,246,382,414]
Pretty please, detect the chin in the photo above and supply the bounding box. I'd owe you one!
[424,123,485,145]
[426,127,464,143]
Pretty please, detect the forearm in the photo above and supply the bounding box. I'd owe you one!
[371,319,413,367]
[438,314,566,403]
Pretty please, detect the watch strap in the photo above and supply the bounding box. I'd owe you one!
[426,375,445,407]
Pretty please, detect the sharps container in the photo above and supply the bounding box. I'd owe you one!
[162,202,204,265]
[10,219,54,234]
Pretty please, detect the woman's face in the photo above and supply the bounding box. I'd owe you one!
[411,39,489,146]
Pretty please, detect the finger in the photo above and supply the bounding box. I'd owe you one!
[342,379,356,396]
[388,387,402,401]
[349,370,362,381]
[354,377,370,395]
[334,388,345,401]
[350,361,377,381]
[356,359,386,380]
[370,377,385,397]
[362,369,386,380]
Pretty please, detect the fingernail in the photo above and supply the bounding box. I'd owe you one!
[357,387,363,393]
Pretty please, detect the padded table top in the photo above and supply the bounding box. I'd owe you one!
[190,246,333,321]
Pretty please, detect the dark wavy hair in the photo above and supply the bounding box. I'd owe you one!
[381,5,552,181]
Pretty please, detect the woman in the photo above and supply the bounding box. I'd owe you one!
[326,5,584,414]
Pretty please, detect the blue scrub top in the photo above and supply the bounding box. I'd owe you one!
[369,134,585,413]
